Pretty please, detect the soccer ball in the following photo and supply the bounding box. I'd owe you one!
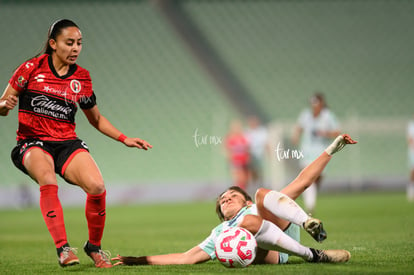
[215,227,257,268]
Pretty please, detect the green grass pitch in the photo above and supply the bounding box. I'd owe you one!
[0,191,413,274]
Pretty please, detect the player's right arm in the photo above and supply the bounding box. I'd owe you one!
[1,57,39,116]
[112,246,211,266]
[0,84,19,116]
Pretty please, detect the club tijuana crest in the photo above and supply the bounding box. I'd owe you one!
[70,79,81,93]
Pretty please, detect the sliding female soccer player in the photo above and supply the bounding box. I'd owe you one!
[113,134,356,266]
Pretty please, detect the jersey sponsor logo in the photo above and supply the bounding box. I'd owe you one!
[70,79,81,93]
[19,92,76,123]
[31,95,72,115]
[44,85,68,98]
[35,74,45,82]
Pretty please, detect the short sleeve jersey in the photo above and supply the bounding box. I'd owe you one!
[245,126,268,158]
[9,54,96,141]
[297,108,339,166]
[198,204,257,259]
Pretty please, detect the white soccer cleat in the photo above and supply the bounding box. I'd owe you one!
[310,248,351,263]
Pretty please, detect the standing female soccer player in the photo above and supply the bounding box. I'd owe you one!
[0,19,152,268]
[291,92,340,214]
[224,120,250,191]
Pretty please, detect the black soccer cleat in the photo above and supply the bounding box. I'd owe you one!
[304,218,327,243]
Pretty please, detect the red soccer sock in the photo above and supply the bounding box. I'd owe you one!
[85,190,106,247]
[39,184,68,248]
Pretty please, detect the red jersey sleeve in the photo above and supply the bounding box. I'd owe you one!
[9,55,43,92]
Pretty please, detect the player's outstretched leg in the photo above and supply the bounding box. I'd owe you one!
[303,134,356,242]
[258,189,328,243]
[252,219,350,264]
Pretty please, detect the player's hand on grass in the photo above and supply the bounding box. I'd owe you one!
[112,255,124,266]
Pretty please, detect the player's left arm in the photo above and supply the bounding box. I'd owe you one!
[82,105,152,150]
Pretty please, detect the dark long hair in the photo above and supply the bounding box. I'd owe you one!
[310,92,328,109]
[215,186,253,222]
[36,19,79,57]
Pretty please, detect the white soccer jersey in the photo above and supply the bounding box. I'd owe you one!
[245,126,268,158]
[297,108,339,167]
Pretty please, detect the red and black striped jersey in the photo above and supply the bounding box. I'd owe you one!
[9,54,96,141]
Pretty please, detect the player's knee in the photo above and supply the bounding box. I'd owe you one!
[88,183,105,195]
[82,178,105,195]
[239,214,263,235]
[33,169,58,186]
[255,188,271,205]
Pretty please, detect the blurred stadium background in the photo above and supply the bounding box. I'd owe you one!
[0,0,413,208]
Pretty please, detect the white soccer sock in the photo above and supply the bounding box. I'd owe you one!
[325,135,344,155]
[254,220,313,261]
[263,190,310,227]
[302,183,317,213]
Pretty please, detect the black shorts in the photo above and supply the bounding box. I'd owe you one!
[11,138,90,178]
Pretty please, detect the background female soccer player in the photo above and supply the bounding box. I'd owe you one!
[113,134,356,266]
[407,115,414,201]
[291,92,340,214]
[224,120,250,191]
[0,19,152,268]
